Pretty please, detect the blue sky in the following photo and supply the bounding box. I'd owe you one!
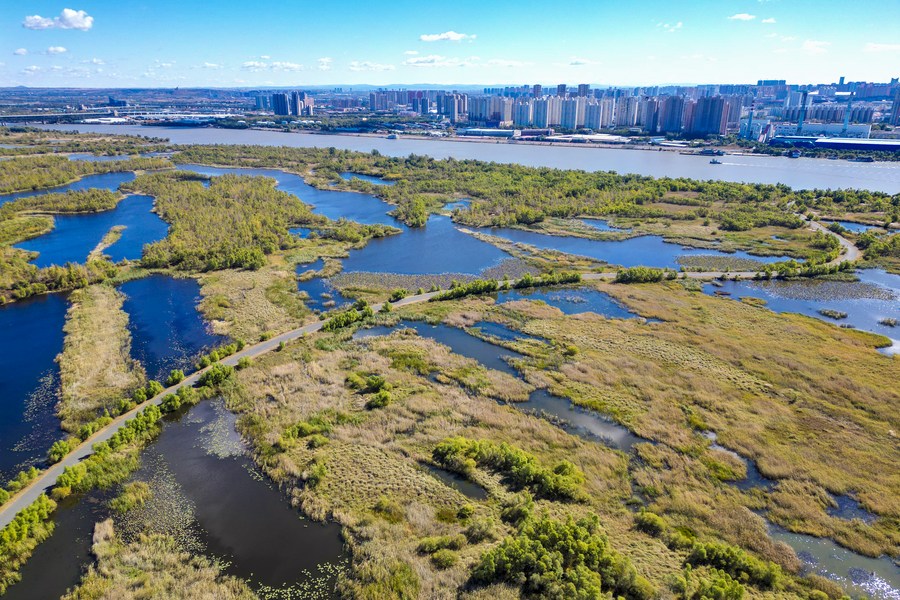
[1,0,898,88]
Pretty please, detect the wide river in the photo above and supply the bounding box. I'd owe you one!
[35,124,900,194]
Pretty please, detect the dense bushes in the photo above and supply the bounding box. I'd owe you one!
[197,363,234,388]
[512,271,582,289]
[196,339,245,368]
[433,437,585,501]
[430,279,499,301]
[673,565,745,600]
[0,189,121,220]
[615,267,666,283]
[0,494,57,594]
[322,302,375,331]
[126,171,321,272]
[472,514,654,600]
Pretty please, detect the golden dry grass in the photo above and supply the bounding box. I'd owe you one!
[57,285,145,431]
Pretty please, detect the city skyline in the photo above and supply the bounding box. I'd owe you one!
[1,0,899,88]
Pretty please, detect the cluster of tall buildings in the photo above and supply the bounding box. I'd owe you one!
[256,91,315,117]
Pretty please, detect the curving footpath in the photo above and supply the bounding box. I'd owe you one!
[0,220,858,530]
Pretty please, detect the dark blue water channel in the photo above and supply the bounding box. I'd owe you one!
[119,275,226,381]
[485,227,793,269]
[0,171,136,206]
[0,294,69,480]
[15,194,169,267]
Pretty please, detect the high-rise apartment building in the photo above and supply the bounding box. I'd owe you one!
[557,83,567,97]
[686,96,728,136]
[271,93,290,116]
[889,90,900,125]
[513,101,533,127]
[560,97,585,130]
[658,96,685,133]
[584,101,603,130]
[577,84,590,97]
[532,84,543,98]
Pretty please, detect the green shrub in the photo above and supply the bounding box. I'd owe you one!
[615,267,665,283]
[48,439,76,464]
[687,541,782,590]
[366,389,392,409]
[433,436,585,501]
[165,369,185,386]
[108,481,151,513]
[634,511,666,537]
[431,549,458,569]
[389,288,409,302]
[472,514,652,600]
[197,363,234,388]
[236,357,251,369]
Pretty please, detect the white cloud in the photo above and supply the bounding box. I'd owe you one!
[201,62,222,69]
[761,17,776,23]
[47,46,67,55]
[272,61,303,71]
[23,8,94,31]
[84,57,104,64]
[23,65,41,74]
[658,21,683,33]
[419,31,476,42]
[13,48,28,56]
[569,57,598,66]
[259,55,271,59]
[404,50,418,55]
[348,60,395,71]
[728,13,756,20]
[403,54,478,68]
[486,58,527,68]
[864,42,900,53]
[241,60,303,72]
[317,57,332,71]
[801,40,830,55]
[764,32,778,38]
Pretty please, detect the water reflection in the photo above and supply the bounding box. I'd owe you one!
[0,294,68,480]
[120,275,225,380]
[16,194,168,267]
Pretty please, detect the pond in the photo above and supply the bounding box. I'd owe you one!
[702,269,900,351]
[580,218,631,232]
[340,172,395,186]
[3,399,347,599]
[15,194,169,267]
[342,214,511,275]
[0,171,136,207]
[119,275,226,381]
[0,293,69,480]
[495,286,641,318]
[821,220,879,234]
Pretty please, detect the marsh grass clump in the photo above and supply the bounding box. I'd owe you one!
[109,481,152,513]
